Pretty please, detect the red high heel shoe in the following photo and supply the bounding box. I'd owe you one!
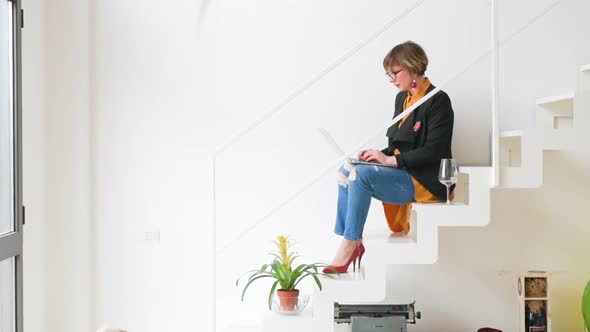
[323,243,363,274]
[357,242,365,271]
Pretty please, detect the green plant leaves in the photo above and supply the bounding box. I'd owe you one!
[240,275,273,301]
[310,273,323,291]
[583,279,590,330]
[268,280,280,310]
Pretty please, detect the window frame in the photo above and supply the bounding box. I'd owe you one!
[0,0,23,331]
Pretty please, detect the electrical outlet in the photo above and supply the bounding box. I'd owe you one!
[143,229,160,245]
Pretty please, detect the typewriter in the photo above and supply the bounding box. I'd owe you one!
[334,302,421,332]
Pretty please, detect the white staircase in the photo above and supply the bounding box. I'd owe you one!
[259,63,590,331]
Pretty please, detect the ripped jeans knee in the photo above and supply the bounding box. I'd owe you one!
[337,162,356,187]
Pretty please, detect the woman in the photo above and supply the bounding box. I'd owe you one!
[324,41,455,273]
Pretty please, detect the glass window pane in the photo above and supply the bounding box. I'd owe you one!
[0,0,14,236]
[0,257,15,332]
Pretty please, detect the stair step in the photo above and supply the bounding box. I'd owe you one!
[383,232,417,244]
[319,269,365,282]
[536,92,574,129]
[457,166,491,174]
[499,128,575,152]
[413,201,468,209]
[362,228,417,246]
[536,92,575,107]
[535,92,574,130]
[499,129,524,138]
[224,326,261,332]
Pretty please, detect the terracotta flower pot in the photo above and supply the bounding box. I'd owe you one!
[276,289,299,311]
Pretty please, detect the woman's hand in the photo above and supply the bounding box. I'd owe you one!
[386,156,398,167]
[358,149,368,160]
[363,150,398,167]
[358,149,378,161]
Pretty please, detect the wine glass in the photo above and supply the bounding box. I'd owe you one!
[438,158,458,205]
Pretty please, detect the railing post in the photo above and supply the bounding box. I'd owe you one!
[492,0,500,187]
[210,155,216,332]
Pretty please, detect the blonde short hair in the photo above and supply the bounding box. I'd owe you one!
[383,41,428,76]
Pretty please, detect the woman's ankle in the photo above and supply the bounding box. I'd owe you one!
[340,239,360,251]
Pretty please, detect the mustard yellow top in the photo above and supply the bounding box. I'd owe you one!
[383,78,452,234]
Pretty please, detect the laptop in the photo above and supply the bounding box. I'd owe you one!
[317,127,395,168]
[347,158,396,168]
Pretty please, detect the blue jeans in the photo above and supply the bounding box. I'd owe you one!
[335,162,415,240]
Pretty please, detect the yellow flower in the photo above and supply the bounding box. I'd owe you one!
[273,235,290,268]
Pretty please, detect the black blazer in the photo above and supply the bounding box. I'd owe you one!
[381,84,455,201]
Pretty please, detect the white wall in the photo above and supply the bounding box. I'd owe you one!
[28,0,590,331]
[21,0,48,330]
[22,0,91,331]
[92,0,206,331]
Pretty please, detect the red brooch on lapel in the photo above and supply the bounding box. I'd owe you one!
[413,121,422,132]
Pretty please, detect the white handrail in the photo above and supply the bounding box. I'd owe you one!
[492,0,500,187]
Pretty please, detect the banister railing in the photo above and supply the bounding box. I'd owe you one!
[492,0,500,187]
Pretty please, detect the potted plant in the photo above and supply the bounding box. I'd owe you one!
[236,235,336,311]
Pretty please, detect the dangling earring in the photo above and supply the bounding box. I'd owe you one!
[411,79,417,94]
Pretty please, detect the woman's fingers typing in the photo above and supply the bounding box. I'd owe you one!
[364,150,377,162]
[358,150,367,160]
[366,151,387,164]
[359,149,377,161]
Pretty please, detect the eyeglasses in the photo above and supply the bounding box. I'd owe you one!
[385,68,404,80]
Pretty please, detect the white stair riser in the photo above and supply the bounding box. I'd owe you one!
[575,92,590,155]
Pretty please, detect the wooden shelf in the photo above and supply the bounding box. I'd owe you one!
[498,271,553,332]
